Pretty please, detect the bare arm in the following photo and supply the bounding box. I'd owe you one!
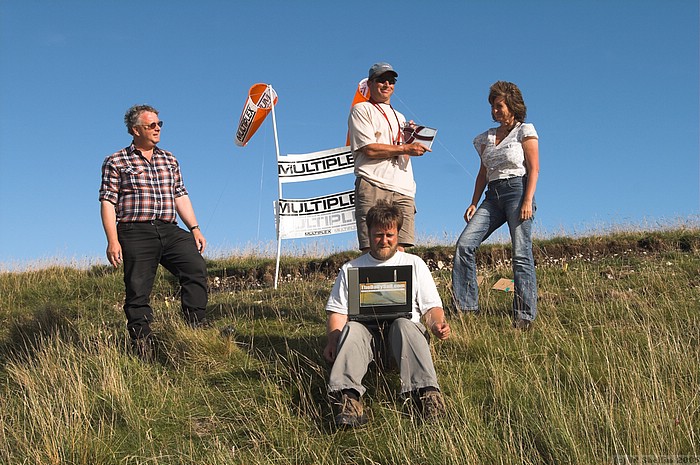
[323,312,348,363]
[359,142,430,159]
[174,195,206,253]
[464,162,488,222]
[423,307,451,340]
[520,137,539,221]
[100,200,122,267]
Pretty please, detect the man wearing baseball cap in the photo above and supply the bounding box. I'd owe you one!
[348,62,430,252]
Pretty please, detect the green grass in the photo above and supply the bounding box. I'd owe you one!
[0,229,698,464]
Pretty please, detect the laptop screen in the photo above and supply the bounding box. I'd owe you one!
[347,265,413,322]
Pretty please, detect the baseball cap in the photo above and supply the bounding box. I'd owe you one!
[368,62,398,80]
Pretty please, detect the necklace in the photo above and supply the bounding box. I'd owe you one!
[369,100,403,145]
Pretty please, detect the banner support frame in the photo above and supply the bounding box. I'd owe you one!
[270,84,283,289]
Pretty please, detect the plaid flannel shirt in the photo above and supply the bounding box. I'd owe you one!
[99,144,188,223]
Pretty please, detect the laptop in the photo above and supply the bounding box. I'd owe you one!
[347,265,413,323]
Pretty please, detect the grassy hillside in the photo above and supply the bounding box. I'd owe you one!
[0,229,698,464]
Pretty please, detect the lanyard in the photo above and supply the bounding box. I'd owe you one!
[370,100,403,145]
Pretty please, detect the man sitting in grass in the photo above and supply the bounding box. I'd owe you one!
[323,200,451,428]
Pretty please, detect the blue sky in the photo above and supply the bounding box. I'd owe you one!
[1,0,698,269]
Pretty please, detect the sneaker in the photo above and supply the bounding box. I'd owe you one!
[334,393,368,428]
[420,390,446,422]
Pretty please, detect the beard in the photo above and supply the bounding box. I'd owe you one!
[370,243,398,261]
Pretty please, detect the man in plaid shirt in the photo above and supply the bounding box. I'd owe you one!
[100,104,208,357]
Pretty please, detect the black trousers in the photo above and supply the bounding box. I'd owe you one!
[117,220,208,340]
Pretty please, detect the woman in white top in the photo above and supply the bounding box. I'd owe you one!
[452,81,540,330]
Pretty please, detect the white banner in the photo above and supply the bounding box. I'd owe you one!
[278,146,354,183]
[275,190,356,239]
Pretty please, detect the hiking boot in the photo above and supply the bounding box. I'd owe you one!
[420,390,446,422]
[131,336,156,362]
[219,324,236,338]
[334,393,368,428]
[188,318,212,329]
[512,318,533,331]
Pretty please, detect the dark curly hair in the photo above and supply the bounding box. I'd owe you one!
[488,81,527,123]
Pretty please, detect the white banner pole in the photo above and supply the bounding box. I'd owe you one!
[270,85,283,289]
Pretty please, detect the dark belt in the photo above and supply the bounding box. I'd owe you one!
[121,219,175,225]
[488,175,525,188]
[489,176,515,187]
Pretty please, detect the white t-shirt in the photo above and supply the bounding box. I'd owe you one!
[325,251,443,323]
[348,101,416,197]
[473,122,538,182]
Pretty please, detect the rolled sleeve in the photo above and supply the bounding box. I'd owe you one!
[172,161,188,198]
[99,159,120,204]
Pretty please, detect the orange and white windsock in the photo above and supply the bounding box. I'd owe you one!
[350,78,370,107]
[235,83,278,147]
[346,78,370,145]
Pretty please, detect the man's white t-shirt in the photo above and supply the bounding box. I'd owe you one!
[348,101,416,197]
[325,251,442,323]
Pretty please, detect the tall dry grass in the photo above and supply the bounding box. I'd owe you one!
[0,230,698,464]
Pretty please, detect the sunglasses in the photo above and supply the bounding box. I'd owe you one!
[139,121,164,130]
[373,76,396,85]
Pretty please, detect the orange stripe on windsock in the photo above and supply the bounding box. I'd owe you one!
[235,83,278,147]
[346,78,370,146]
[350,78,370,107]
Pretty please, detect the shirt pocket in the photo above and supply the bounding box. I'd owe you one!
[157,164,176,188]
[121,166,145,193]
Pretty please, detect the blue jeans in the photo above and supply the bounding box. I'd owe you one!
[452,176,537,321]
